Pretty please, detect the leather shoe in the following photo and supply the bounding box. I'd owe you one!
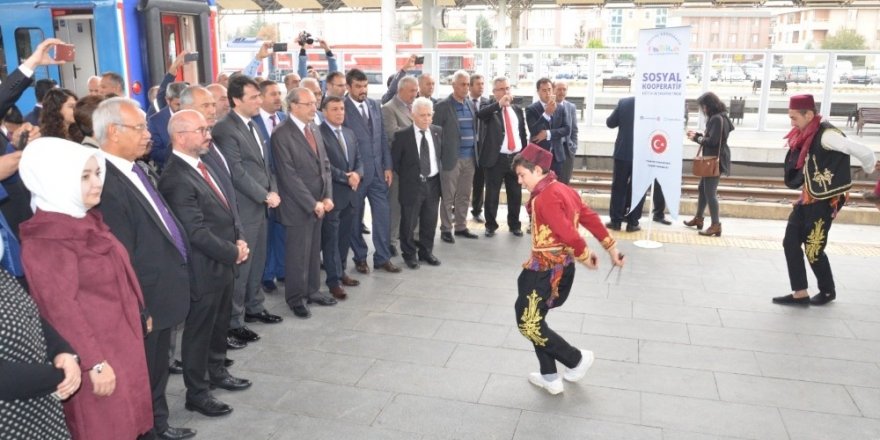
[157,427,196,440]
[605,221,622,231]
[361,224,370,234]
[341,275,360,286]
[389,245,398,257]
[291,304,311,319]
[185,396,232,417]
[485,229,496,237]
[404,258,420,269]
[244,310,283,324]
[224,358,234,367]
[307,296,338,306]
[441,231,455,243]
[226,336,246,350]
[511,229,524,237]
[168,359,183,375]
[355,260,370,274]
[454,229,479,239]
[210,374,252,391]
[419,254,441,266]
[330,286,348,300]
[810,291,836,305]
[626,223,641,232]
[653,216,672,225]
[772,294,810,306]
[377,261,402,273]
[229,326,259,342]
[261,280,277,293]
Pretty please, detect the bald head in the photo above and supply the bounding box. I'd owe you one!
[180,86,217,126]
[169,109,211,157]
[207,84,229,118]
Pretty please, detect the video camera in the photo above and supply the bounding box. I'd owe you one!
[297,31,315,46]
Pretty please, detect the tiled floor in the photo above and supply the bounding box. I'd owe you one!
[165,213,880,440]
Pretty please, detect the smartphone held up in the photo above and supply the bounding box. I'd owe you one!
[53,44,75,62]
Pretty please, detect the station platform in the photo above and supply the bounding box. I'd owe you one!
[164,211,880,440]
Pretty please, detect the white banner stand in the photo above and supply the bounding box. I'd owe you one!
[634,182,663,249]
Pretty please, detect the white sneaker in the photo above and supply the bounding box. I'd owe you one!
[563,350,595,382]
[528,372,564,395]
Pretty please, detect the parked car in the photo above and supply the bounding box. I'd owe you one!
[842,68,876,85]
[782,65,811,83]
[716,65,746,82]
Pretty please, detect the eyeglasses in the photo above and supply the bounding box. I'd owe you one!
[179,127,211,136]
[114,123,148,132]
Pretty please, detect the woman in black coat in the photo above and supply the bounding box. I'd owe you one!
[684,92,733,237]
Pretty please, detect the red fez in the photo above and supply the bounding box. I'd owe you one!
[520,143,553,170]
[789,94,815,111]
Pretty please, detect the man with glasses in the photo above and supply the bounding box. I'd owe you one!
[271,88,335,319]
[159,109,253,418]
[95,97,196,439]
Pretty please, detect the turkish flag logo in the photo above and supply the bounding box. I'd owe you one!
[650,132,668,154]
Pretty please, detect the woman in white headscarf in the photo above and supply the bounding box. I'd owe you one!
[18,137,153,440]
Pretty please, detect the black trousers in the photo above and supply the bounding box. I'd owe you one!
[182,280,233,401]
[560,153,575,185]
[144,327,171,433]
[484,154,522,233]
[400,176,441,259]
[285,217,322,307]
[609,159,645,225]
[783,200,835,293]
[515,265,582,375]
[471,166,485,216]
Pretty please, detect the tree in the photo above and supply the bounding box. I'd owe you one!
[475,15,494,48]
[822,29,866,66]
[574,23,587,48]
[587,39,604,49]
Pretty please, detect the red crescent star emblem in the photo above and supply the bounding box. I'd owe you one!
[651,133,667,154]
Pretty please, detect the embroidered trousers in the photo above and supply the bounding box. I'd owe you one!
[783,199,835,293]
[515,265,582,375]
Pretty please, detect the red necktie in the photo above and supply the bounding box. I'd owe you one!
[197,161,229,210]
[304,125,318,154]
[269,114,277,132]
[502,107,516,152]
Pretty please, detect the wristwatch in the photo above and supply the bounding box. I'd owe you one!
[91,361,105,374]
[71,354,80,364]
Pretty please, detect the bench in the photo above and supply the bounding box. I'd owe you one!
[752,80,788,95]
[828,102,858,128]
[567,96,585,120]
[602,78,631,92]
[729,96,745,125]
[856,107,880,136]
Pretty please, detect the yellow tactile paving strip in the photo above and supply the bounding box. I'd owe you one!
[465,221,880,257]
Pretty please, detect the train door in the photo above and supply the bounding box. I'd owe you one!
[160,13,199,84]
[139,0,214,89]
[53,14,98,97]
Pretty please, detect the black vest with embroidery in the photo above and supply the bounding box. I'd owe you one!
[803,121,851,199]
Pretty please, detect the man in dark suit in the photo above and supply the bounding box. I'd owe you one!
[468,74,490,224]
[392,97,443,270]
[477,77,528,238]
[148,81,188,172]
[271,88,336,319]
[381,74,419,258]
[94,97,195,439]
[252,80,287,294]
[160,110,253,418]
[554,81,579,184]
[342,69,400,274]
[432,70,479,243]
[212,75,282,346]
[320,96,362,299]
[525,77,571,179]
[0,36,67,119]
[23,79,56,125]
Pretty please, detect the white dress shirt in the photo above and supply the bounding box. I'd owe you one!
[234,111,264,157]
[172,150,223,191]
[499,105,523,155]
[259,108,280,135]
[413,125,439,177]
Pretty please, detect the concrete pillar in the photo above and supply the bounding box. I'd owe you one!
[495,1,507,77]
[422,0,437,77]
[381,0,396,84]
[510,4,521,85]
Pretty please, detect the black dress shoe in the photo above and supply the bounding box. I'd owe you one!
[810,291,836,305]
[355,260,370,274]
[626,223,641,232]
[229,326,260,342]
[224,358,234,367]
[653,216,672,225]
[419,254,441,266]
[244,310,283,324]
[511,229,524,237]
[185,396,232,417]
[157,427,196,440]
[168,359,183,375]
[361,224,370,234]
[226,336,247,350]
[291,304,311,319]
[605,221,622,231]
[404,258,420,269]
[441,232,455,243]
[772,294,810,306]
[307,296,337,306]
[389,245,398,257]
[261,280,277,293]
[454,229,479,239]
[485,229,496,237]
[277,277,285,284]
[210,374,252,391]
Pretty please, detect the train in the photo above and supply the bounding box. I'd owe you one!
[0,0,220,111]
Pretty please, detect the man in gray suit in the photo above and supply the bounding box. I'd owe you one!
[211,75,282,344]
[381,75,419,257]
[554,81,579,184]
[271,88,335,319]
[432,70,479,244]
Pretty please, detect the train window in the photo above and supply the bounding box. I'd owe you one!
[0,27,6,82]
[14,27,49,80]
[161,14,199,84]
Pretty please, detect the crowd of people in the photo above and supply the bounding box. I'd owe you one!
[1,35,879,439]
